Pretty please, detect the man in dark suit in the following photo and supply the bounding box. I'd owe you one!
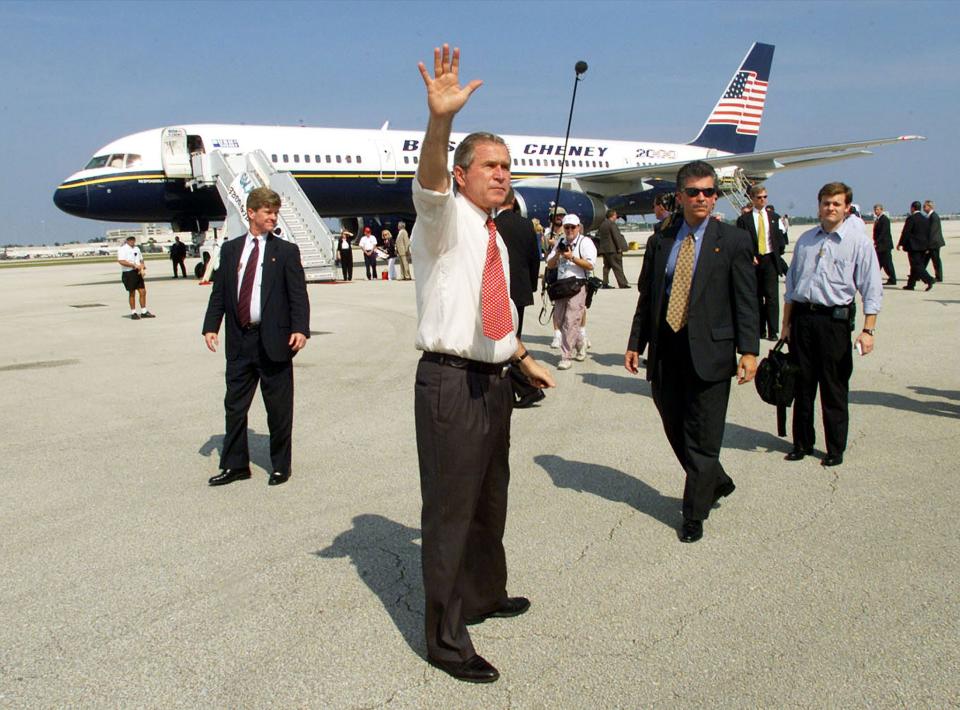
[202,187,310,487]
[496,188,545,408]
[736,184,786,340]
[923,200,944,282]
[872,204,896,285]
[594,209,630,288]
[897,200,934,291]
[626,161,759,543]
[170,236,188,278]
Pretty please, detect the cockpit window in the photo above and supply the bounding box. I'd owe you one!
[125,154,142,168]
[85,155,109,170]
[108,154,125,168]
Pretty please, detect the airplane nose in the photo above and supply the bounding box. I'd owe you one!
[53,182,88,216]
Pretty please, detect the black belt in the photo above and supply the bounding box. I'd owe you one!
[792,302,852,318]
[241,322,260,332]
[421,351,510,377]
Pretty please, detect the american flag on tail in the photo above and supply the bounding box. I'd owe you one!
[706,70,768,136]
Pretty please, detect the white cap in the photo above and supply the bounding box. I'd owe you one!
[561,214,580,227]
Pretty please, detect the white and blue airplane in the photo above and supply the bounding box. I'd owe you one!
[54,43,923,234]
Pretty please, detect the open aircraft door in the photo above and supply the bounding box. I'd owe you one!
[161,127,192,178]
[374,139,397,184]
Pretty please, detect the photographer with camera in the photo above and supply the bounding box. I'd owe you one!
[546,213,596,370]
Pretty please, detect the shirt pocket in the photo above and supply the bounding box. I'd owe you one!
[828,257,853,286]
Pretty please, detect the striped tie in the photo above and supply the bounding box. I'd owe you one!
[481,218,513,340]
[666,234,694,332]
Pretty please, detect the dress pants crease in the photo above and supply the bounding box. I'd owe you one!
[756,254,780,335]
[790,312,852,456]
[221,329,294,473]
[652,324,731,521]
[415,359,511,662]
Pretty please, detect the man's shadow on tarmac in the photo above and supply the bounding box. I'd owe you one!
[534,454,681,529]
[198,431,274,472]
[850,386,960,419]
[314,515,425,658]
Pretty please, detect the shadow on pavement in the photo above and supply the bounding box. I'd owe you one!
[579,372,652,396]
[314,514,424,658]
[534,454,680,530]
[198,430,275,472]
[850,389,960,419]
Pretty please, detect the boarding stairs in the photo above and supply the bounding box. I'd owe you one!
[188,149,336,281]
[717,168,753,214]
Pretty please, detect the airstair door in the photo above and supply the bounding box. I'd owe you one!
[374,139,397,184]
[161,127,193,178]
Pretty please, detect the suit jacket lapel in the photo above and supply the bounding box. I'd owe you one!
[690,219,720,306]
[654,223,680,317]
[225,236,245,308]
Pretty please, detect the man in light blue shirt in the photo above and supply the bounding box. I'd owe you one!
[782,182,882,467]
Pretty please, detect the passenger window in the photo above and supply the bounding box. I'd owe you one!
[283,154,289,162]
[293,154,300,163]
[326,155,332,163]
[336,155,342,163]
[272,154,278,163]
[125,154,142,168]
[356,155,362,164]
[304,155,310,163]
[346,155,352,163]
[413,156,418,164]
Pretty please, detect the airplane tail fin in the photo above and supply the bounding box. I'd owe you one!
[688,42,775,154]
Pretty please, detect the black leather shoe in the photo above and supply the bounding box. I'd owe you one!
[514,389,545,409]
[428,654,499,683]
[679,519,703,543]
[208,468,251,486]
[925,281,934,291]
[268,471,290,486]
[712,481,736,506]
[601,284,614,289]
[465,597,531,625]
[785,447,812,462]
[767,331,779,341]
[821,454,844,467]
[902,285,915,290]
[885,280,897,286]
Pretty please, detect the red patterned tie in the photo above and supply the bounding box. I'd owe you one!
[238,237,259,327]
[481,218,513,340]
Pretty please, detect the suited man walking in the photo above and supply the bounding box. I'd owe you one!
[872,204,897,285]
[736,184,786,340]
[594,209,630,288]
[496,188,545,408]
[626,161,758,544]
[203,187,310,487]
[897,201,934,291]
[923,200,944,282]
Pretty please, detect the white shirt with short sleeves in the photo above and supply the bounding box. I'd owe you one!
[117,243,142,271]
[410,179,518,363]
[359,235,377,254]
[547,234,597,280]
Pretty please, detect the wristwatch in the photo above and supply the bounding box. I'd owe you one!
[862,328,875,336]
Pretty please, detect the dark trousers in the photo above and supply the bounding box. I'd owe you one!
[414,357,512,662]
[602,251,629,287]
[790,310,852,457]
[924,248,943,281]
[339,250,353,281]
[172,258,186,278]
[906,250,933,288]
[756,253,780,337]
[876,250,897,283]
[364,253,378,280]
[221,328,294,474]
[651,324,733,521]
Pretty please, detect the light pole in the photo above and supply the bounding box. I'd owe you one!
[551,60,588,217]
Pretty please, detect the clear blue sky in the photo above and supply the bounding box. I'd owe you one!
[2,0,957,245]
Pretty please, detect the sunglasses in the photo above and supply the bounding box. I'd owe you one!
[682,187,718,198]
[563,224,578,230]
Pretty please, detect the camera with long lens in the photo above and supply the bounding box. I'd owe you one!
[556,237,568,253]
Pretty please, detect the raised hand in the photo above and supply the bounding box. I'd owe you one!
[417,44,482,119]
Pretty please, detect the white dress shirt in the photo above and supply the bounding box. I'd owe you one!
[753,209,771,255]
[237,233,266,324]
[410,179,518,363]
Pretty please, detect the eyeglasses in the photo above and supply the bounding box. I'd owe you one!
[682,187,718,198]
[563,225,578,230]
[753,194,769,200]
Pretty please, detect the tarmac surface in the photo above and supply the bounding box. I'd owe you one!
[2,225,958,708]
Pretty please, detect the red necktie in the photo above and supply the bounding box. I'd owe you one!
[238,237,260,327]
[481,218,513,340]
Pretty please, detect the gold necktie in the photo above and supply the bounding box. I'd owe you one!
[757,212,767,254]
[666,234,694,332]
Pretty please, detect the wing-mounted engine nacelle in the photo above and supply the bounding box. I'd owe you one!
[512,187,606,232]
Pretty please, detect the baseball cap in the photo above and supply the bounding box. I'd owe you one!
[562,214,580,227]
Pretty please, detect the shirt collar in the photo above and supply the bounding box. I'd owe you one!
[678,217,709,242]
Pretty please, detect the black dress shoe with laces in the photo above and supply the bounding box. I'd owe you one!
[785,447,813,461]
[208,468,251,486]
[821,454,844,467]
[268,471,290,486]
[465,597,531,625]
[428,654,499,683]
[679,518,703,543]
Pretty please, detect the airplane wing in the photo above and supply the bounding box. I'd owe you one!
[514,135,926,192]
